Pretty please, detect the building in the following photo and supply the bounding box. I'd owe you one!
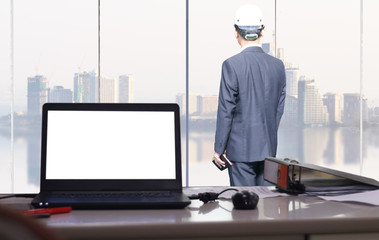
[74,71,97,103]
[285,68,300,97]
[27,75,49,116]
[100,77,117,103]
[262,42,275,56]
[298,77,329,126]
[343,93,368,125]
[176,93,201,116]
[119,74,134,103]
[369,107,379,123]
[50,86,73,103]
[277,48,284,62]
[323,93,342,125]
[199,95,218,116]
[281,95,298,126]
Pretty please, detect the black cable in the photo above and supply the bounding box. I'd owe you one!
[189,188,239,203]
[218,188,239,197]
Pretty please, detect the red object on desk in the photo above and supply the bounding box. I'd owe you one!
[22,206,72,216]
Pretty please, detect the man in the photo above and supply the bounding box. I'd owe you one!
[213,5,286,186]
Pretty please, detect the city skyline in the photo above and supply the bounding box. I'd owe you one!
[2,1,379,117]
[21,72,136,116]
[7,41,378,128]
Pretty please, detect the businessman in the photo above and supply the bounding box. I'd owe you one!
[213,4,286,186]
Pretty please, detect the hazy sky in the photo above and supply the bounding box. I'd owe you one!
[0,0,378,116]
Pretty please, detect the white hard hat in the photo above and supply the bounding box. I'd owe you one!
[234,4,264,27]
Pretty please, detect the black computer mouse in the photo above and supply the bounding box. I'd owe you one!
[232,190,259,210]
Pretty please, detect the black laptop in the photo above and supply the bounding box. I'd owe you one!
[31,103,191,209]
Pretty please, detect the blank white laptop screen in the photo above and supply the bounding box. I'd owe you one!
[45,111,176,180]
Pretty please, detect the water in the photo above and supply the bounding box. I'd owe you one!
[0,128,40,193]
[187,125,379,186]
[1,125,379,192]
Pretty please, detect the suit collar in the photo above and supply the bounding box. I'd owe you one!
[240,42,262,52]
[241,46,264,53]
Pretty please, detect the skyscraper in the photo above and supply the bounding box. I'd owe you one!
[262,42,274,56]
[285,68,300,97]
[100,76,117,103]
[118,74,134,103]
[27,75,48,116]
[176,93,201,116]
[343,93,368,125]
[323,93,342,125]
[277,48,285,62]
[50,86,73,103]
[199,95,218,116]
[298,77,329,126]
[281,95,298,126]
[73,71,97,103]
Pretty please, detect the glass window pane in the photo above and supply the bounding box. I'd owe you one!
[277,1,365,177]
[100,0,185,103]
[189,0,275,186]
[0,1,11,192]
[100,0,186,179]
[0,0,98,193]
[363,0,379,180]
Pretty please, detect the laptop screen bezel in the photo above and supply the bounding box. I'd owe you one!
[39,103,183,192]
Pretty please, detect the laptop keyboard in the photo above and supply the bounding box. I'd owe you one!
[51,191,172,199]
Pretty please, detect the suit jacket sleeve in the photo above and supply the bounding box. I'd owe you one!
[214,60,238,154]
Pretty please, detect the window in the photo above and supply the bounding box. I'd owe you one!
[99,0,186,180]
[362,0,379,180]
[188,0,275,186]
[0,0,97,193]
[275,0,378,180]
[1,0,378,193]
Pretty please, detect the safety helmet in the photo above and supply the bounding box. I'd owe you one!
[234,5,264,41]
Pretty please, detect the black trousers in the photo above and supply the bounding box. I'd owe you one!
[228,160,271,186]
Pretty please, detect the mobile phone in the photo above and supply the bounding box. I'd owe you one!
[212,154,233,171]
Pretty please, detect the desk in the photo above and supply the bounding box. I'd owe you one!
[2,187,379,240]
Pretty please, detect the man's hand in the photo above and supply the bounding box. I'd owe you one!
[213,152,225,168]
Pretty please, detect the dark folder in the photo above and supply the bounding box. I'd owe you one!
[264,157,379,194]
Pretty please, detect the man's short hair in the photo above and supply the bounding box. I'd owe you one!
[234,24,264,41]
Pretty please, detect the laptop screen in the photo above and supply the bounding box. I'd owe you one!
[40,103,183,191]
[46,110,176,180]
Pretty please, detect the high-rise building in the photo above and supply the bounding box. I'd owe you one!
[362,97,369,122]
[100,76,117,103]
[323,93,342,125]
[74,71,97,103]
[50,86,73,103]
[281,95,298,126]
[298,77,329,126]
[27,75,48,116]
[118,74,134,103]
[369,107,379,123]
[262,43,293,67]
[285,68,300,97]
[176,93,201,116]
[277,48,285,62]
[262,42,274,56]
[343,93,368,125]
[199,95,218,116]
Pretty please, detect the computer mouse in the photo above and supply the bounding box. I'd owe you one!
[232,190,259,210]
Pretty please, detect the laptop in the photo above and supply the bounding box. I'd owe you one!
[31,103,191,209]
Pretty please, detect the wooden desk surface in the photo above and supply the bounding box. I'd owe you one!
[1,187,379,240]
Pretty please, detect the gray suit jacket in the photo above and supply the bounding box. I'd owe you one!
[214,46,286,162]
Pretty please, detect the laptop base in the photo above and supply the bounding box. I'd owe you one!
[32,191,191,210]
